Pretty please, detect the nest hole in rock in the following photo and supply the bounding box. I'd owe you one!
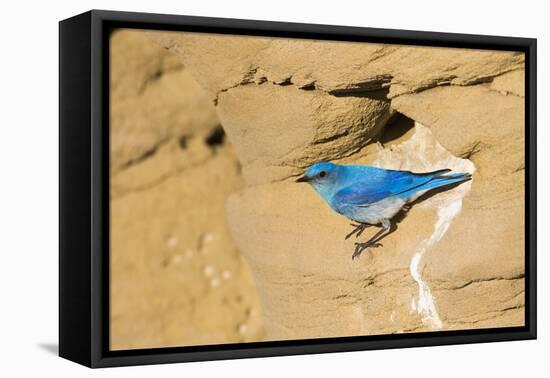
[378,112,416,146]
[204,126,226,150]
[374,111,476,210]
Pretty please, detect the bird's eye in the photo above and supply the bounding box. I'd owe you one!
[319,171,326,178]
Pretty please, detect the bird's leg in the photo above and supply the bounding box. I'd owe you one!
[345,222,371,240]
[352,219,391,260]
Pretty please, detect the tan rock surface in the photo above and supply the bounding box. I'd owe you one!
[154,31,526,340]
[391,86,525,329]
[110,29,219,174]
[490,69,525,97]
[109,29,264,350]
[215,84,393,185]
[152,32,524,99]
[111,146,265,349]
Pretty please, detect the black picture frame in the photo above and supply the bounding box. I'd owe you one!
[59,9,537,368]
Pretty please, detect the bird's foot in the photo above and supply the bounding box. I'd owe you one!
[345,223,371,240]
[352,241,383,260]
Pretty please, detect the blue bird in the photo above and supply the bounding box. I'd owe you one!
[296,162,471,260]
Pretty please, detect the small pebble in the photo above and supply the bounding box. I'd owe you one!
[221,270,232,280]
[210,278,221,288]
[172,255,183,265]
[184,248,194,258]
[237,323,248,334]
[166,236,178,248]
[203,265,215,277]
[203,233,215,244]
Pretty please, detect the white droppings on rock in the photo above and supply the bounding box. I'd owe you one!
[409,199,463,329]
[374,123,475,330]
[410,297,417,313]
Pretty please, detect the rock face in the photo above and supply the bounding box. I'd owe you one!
[109,29,264,350]
[153,31,526,340]
[110,29,220,175]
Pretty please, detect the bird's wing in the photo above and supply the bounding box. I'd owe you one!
[332,168,450,206]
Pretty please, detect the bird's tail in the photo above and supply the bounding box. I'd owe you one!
[400,171,472,202]
[424,172,472,191]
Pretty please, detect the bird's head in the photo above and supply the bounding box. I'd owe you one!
[296,162,342,198]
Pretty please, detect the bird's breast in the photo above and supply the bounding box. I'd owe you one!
[334,197,406,224]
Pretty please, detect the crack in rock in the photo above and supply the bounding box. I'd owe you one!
[116,137,170,173]
[434,274,525,291]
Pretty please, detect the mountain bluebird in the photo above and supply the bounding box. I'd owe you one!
[296,162,471,260]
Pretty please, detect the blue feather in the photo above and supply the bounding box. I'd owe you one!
[333,167,454,206]
[396,172,471,200]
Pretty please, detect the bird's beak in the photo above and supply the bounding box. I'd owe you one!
[295,175,310,183]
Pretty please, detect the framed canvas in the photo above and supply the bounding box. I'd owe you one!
[59,10,537,368]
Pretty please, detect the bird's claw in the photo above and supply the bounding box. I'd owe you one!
[345,223,370,240]
[351,241,383,260]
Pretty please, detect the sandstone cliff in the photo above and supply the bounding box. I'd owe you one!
[110,29,264,350]
[151,31,525,339]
